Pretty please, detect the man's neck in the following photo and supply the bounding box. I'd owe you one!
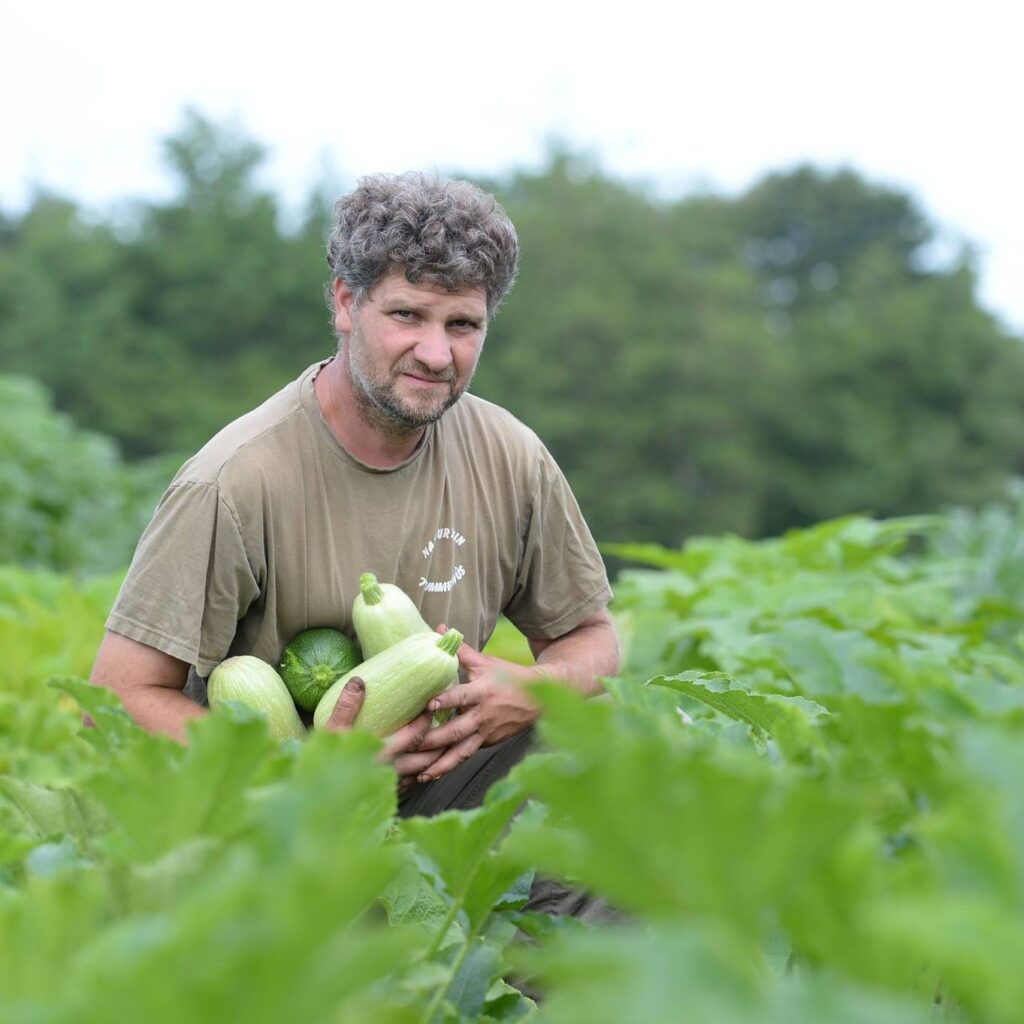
[314,357,426,468]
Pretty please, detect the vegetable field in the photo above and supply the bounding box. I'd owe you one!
[4,496,1024,1023]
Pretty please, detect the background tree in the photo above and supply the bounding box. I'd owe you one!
[723,168,1024,534]
[0,376,172,573]
[475,152,772,542]
[2,116,1022,563]
[0,111,333,459]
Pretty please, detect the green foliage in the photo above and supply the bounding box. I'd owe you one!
[516,923,936,1024]
[4,119,1023,551]
[0,376,172,572]
[0,565,120,690]
[0,566,123,788]
[5,111,1024,1011]
[483,618,534,665]
[0,111,331,460]
[0,714,420,1023]
[6,501,1024,1018]
[0,669,518,1021]
[479,157,1024,546]
[477,153,774,544]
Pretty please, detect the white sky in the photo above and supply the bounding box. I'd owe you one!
[4,0,1022,334]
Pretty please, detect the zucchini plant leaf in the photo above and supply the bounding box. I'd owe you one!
[0,776,108,847]
[443,938,503,1021]
[650,671,829,761]
[510,684,871,941]
[512,921,935,1024]
[400,782,527,933]
[49,676,142,754]
[81,709,275,862]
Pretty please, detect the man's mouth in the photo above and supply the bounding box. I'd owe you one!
[400,371,453,386]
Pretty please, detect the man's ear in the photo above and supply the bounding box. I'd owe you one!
[332,278,357,335]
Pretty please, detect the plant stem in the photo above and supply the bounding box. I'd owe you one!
[419,930,475,1024]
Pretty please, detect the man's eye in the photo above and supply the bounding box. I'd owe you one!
[393,310,415,320]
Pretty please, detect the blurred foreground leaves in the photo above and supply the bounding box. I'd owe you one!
[5,498,1024,1019]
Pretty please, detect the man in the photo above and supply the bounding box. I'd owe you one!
[91,172,619,809]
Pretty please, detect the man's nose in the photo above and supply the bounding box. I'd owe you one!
[412,324,452,372]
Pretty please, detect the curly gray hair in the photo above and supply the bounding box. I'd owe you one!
[325,172,520,320]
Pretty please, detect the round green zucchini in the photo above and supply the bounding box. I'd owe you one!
[279,627,362,713]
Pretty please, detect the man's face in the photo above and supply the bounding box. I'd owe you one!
[333,269,488,431]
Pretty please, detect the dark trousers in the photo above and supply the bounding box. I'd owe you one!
[397,728,616,925]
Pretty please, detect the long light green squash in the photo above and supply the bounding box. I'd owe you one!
[352,572,432,658]
[314,629,463,736]
[207,655,306,741]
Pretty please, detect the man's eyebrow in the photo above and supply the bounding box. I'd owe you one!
[383,295,486,321]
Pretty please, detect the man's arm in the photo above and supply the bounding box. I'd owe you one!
[404,608,620,782]
[91,632,437,779]
[527,607,620,697]
[89,631,204,745]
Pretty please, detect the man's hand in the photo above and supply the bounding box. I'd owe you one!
[323,676,432,792]
[398,638,544,785]
[367,610,618,789]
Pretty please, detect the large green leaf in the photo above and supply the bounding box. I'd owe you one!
[650,671,828,761]
[509,685,874,948]
[515,922,934,1024]
[82,708,275,862]
[400,782,528,934]
[0,725,418,1024]
[0,777,108,847]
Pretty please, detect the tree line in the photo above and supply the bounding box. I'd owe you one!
[3,110,1023,572]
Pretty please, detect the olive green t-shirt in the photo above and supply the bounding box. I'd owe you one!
[107,359,612,703]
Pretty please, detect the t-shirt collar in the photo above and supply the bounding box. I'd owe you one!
[300,358,435,474]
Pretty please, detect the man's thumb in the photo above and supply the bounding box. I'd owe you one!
[455,639,487,669]
[326,676,365,731]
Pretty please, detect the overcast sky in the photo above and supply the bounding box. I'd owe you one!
[5,0,1021,334]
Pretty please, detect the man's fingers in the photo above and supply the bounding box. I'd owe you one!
[391,709,482,777]
[392,746,447,777]
[325,676,365,731]
[420,708,480,750]
[417,732,484,784]
[455,640,489,672]
[380,711,432,761]
[427,681,483,714]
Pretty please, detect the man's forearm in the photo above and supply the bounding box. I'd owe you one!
[530,610,620,697]
[113,686,207,745]
[89,631,204,745]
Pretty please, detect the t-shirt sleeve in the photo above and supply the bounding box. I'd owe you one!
[502,444,613,639]
[105,480,261,677]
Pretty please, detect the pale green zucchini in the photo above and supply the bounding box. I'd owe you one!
[313,629,463,736]
[352,572,432,658]
[207,655,306,741]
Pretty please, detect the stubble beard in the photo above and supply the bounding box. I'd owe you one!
[343,321,472,436]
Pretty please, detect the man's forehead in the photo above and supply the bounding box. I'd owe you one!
[373,268,487,313]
